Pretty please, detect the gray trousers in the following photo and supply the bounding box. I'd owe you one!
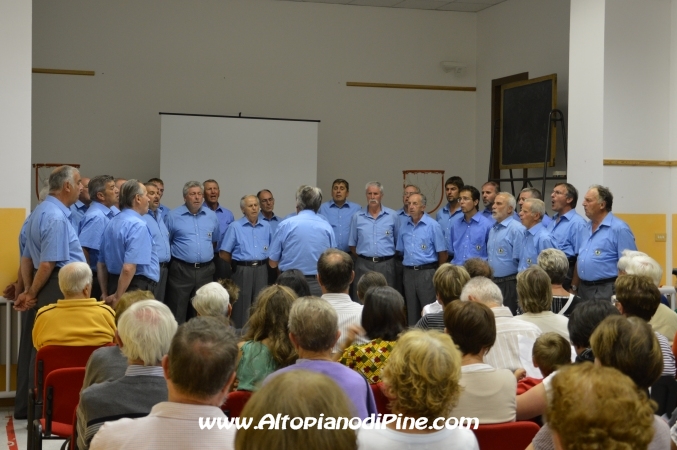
[231,263,268,328]
[403,268,436,326]
[154,265,169,303]
[166,260,215,324]
[494,276,518,315]
[578,281,615,301]
[354,257,396,300]
[394,257,405,297]
[307,277,322,297]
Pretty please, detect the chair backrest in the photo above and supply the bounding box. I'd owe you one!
[473,421,540,450]
[43,367,87,425]
[222,391,253,418]
[370,382,391,415]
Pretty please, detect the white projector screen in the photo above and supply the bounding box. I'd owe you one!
[160,114,319,217]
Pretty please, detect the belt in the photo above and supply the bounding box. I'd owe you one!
[132,274,156,285]
[404,263,437,271]
[159,262,170,268]
[304,275,317,280]
[233,259,269,267]
[358,254,395,263]
[395,254,404,262]
[581,276,617,286]
[172,258,212,269]
[494,274,517,283]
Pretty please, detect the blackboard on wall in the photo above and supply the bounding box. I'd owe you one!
[500,74,557,169]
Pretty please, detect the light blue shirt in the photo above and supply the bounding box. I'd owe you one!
[541,214,552,227]
[220,216,271,261]
[396,214,446,266]
[144,210,171,263]
[269,210,337,275]
[482,207,520,225]
[110,206,121,216]
[449,212,492,265]
[203,203,234,252]
[99,209,160,281]
[69,200,89,230]
[22,196,85,268]
[348,206,397,257]
[258,212,282,236]
[19,215,30,255]
[318,200,361,252]
[166,205,220,264]
[488,217,525,277]
[518,223,555,271]
[78,201,115,272]
[547,209,587,258]
[576,212,637,281]
[157,204,169,222]
[436,204,463,251]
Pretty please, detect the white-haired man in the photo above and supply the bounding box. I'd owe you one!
[518,198,555,272]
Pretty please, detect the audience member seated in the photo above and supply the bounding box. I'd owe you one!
[517,332,571,394]
[275,269,311,298]
[235,370,357,450]
[82,290,154,389]
[357,329,479,450]
[33,261,116,349]
[235,285,297,391]
[192,281,231,324]
[264,296,376,419]
[356,271,387,304]
[445,301,517,424]
[339,286,406,384]
[463,257,493,279]
[546,364,655,450]
[537,249,581,317]
[77,300,177,450]
[90,317,239,450]
[416,264,470,330]
[514,266,569,340]
[462,277,541,372]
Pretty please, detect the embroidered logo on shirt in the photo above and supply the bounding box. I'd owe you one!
[385,230,391,235]
[594,249,601,256]
[207,232,212,238]
[526,258,532,265]
[421,244,427,250]
[476,244,482,251]
[498,247,505,254]
[263,246,268,251]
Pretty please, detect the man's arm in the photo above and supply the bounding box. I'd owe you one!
[97,262,109,300]
[349,246,357,258]
[82,247,91,265]
[105,263,136,307]
[15,259,56,311]
[219,250,232,264]
[437,251,448,267]
[570,261,580,294]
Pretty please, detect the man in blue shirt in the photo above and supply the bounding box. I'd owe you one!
[98,180,159,307]
[165,181,221,323]
[257,189,282,285]
[394,184,420,296]
[396,193,447,326]
[220,195,271,328]
[547,182,587,290]
[518,187,552,227]
[436,176,464,256]
[269,186,336,297]
[518,198,555,272]
[148,177,169,221]
[69,176,91,229]
[144,182,171,302]
[78,175,118,300]
[14,165,85,419]
[349,181,398,293]
[449,185,492,265]
[487,192,525,314]
[572,185,637,300]
[203,179,235,282]
[318,179,361,253]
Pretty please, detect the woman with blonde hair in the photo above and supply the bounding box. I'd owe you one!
[515,265,570,340]
[235,285,297,391]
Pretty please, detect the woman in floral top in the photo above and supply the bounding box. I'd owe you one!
[339,286,407,384]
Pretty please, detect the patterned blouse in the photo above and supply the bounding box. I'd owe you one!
[339,338,397,384]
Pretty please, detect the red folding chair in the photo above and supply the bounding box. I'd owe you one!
[222,391,253,418]
[32,367,86,450]
[370,382,392,415]
[472,421,540,450]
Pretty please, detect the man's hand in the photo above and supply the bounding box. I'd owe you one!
[514,368,527,381]
[104,294,120,309]
[3,282,17,300]
[14,292,37,311]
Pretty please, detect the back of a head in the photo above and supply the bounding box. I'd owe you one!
[168,317,238,399]
[356,271,387,301]
[532,332,571,377]
[288,297,338,352]
[58,262,92,297]
[614,274,661,321]
[567,299,620,349]
[462,258,493,279]
[361,286,406,341]
[617,250,648,274]
[516,265,553,313]
[590,315,662,390]
[115,290,155,325]
[219,278,240,305]
[49,165,78,192]
[383,329,462,421]
[236,370,356,450]
[317,249,354,293]
[276,269,311,298]
[537,248,569,285]
[434,264,470,306]
[444,301,496,356]
[459,277,503,307]
[296,185,322,212]
[118,300,178,366]
[191,282,230,318]
[547,363,655,450]
[625,255,663,287]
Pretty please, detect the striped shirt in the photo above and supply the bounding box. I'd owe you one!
[415,311,445,331]
[655,331,676,377]
[322,293,369,353]
[485,306,542,372]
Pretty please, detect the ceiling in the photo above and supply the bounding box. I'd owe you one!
[274,0,507,12]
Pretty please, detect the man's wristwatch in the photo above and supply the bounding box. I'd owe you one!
[571,285,578,292]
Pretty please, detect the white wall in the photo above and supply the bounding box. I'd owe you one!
[32,0,477,212]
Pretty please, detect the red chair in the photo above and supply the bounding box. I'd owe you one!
[222,391,253,418]
[32,367,86,450]
[370,382,391,415]
[472,421,540,450]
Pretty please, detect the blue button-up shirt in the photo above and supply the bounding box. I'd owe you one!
[144,210,171,263]
[110,206,121,216]
[349,206,397,257]
[258,212,282,237]
[203,203,235,252]
[449,212,492,265]
[396,214,446,266]
[518,223,555,271]
[488,217,525,277]
[19,215,30,255]
[220,216,271,261]
[22,196,85,268]
[576,212,637,281]
[166,205,220,264]
[78,202,115,272]
[318,200,361,252]
[157,204,170,222]
[99,209,159,281]
[436,204,463,252]
[69,200,89,230]
[542,214,552,227]
[269,210,337,275]
[547,209,587,258]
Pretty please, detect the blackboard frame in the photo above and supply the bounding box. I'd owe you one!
[499,74,557,170]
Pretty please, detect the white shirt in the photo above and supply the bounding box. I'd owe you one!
[90,402,235,450]
[484,306,542,372]
[514,311,570,341]
[422,301,443,316]
[358,426,479,450]
[322,293,369,352]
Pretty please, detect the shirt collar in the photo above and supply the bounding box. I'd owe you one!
[74,200,85,209]
[181,204,206,216]
[527,222,544,236]
[600,212,614,228]
[125,365,164,377]
[496,216,514,227]
[91,201,112,215]
[491,306,514,318]
[329,200,350,209]
[45,195,71,217]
